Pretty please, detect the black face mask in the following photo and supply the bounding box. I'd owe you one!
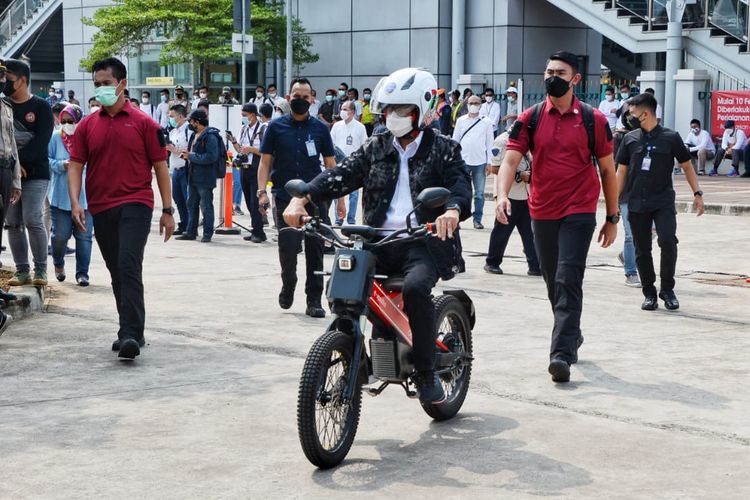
[545,76,571,98]
[3,79,17,97]
[627,115,641,130]
[290,97,311,115]
[188,123,196,132]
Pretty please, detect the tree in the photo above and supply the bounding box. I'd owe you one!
[81,0,318,86]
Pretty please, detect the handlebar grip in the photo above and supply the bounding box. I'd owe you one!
[300,216,312,225]
[425,222,437,234]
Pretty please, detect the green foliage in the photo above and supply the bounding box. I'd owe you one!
[81,0,318,76]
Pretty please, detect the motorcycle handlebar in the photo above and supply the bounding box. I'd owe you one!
[297,217,436,249]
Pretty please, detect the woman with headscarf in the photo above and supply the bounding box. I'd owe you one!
[47,104,93,286]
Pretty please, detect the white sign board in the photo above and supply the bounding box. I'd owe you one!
[232,33,254,54]
[208,103,243,141]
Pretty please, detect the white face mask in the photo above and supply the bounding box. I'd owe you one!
[621,92,630,100]
[691,127,700,135]
[468,104,481,114]
[256,91,264,98]
[484,95,493,103]
[199,92,207,98]
[385,112,413,137]
[142,97,150,104]
[62,123,77,136]
[273,111,282,119]
[269,92,277,99]
[49,91,55,98]
[339,110,351,121]
[508,96,516,103]
[90,106,100,114]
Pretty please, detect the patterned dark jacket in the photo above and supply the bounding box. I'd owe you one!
[307,127,472,280]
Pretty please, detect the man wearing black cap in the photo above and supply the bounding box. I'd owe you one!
[713,120,747,177]
[228,103,267,242]
[496,51,619,383]
[219,86,239,105]
[176,108,221,243]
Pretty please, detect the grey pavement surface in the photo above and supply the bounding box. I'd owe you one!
[2,203,750,499]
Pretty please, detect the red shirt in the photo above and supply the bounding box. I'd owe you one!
[69,101,168,215]
[506,96,613,220]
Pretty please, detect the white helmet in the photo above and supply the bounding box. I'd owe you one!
[370,68,438,128]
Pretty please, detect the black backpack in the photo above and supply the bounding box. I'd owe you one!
[525,100,598,158]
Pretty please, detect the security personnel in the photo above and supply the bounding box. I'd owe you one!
[257,78,338,318]
[496,51,619,384]
[0,62,22,284]
[615,92,704,312]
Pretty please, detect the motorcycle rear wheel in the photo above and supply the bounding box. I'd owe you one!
[297,330,363,469]
[421,294,473,421]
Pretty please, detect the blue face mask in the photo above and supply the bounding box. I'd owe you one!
[168,117,178,128]
[95,84,121,107]
[325,95,334,102]
[241,116,250,126]
[161,95,168,103]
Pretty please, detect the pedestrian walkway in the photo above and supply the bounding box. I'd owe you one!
[673,176,750,215]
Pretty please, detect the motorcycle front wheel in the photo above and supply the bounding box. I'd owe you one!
[297,330,363,469]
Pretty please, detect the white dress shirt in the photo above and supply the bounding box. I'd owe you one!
[685,129,716,153]
[154,101,171,129]
[330,118,368,156]
[721,128,747,151]
[504,100,519,131]
[655,103,663,121]
[479,100,501,131]
[139,102,158,123]
[168,122,192,171]
[452,114,494,166]
[381,133,423,232]
[598,97,621,130]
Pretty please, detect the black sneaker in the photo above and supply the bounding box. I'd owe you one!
[641,296,658,311]
[112,337,146,351]
[175,234,196,241]
[305,304,326,318]
[279,286,294,309]
[571,335,584,364]
[483,264,503,275]
[527,268,542,276]
[659,290,680,310]
[548,357,570,383]
[473,221,484,230]
[414,371,446,405]
[117,337,141,359]
[200,236,212,243]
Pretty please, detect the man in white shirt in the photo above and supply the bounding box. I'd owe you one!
[643,88,663,124]
[453,94,494,229]
[712,119,747,177]
[598,86,621,131]
[479,87,501,135]
[501,86,519,132]
[309,88,321,119]
[139,91,159,122]
[228,103,268,242]
[330,100,368,224]
[154,88,171,129]
[164,104,193,235]
[684,119,716,175]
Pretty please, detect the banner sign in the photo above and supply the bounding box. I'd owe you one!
[145,77,175,86]
[711,90,750,141]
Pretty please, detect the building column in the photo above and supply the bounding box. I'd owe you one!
[673,69,710,139]
[664,0,687,129]
[636,70,666,105]
[451,0,465,90]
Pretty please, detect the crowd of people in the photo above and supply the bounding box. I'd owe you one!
[0,50,730,388]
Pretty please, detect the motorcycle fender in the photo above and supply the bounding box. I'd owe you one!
[442,289,476,329]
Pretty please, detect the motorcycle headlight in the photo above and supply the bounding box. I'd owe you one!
[338,255,355,271]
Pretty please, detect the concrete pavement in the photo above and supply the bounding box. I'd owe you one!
[1,204,749,499]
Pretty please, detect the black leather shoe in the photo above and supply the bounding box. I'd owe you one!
[175,234,196,241]
[473,221,484,230]
[112,338,146,351]
[118,337,141,359]
[173,228,184,236]
[483,264,503,275]
[659,290,680,310]
[641,296,659,311]
[527,268,542,276]
[305,304,326,318]
[571,335,584,364]
[279,287,294,310]
[548,357,570,383]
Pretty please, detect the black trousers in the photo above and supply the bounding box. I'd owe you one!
[0,167,12,256]
[240,164,265,237]
[374,240,439,372]
[486,198,539,270]
[274,197,324,304]
[92,203,152,342]
[532,213,596,363]
[628,205,678,297]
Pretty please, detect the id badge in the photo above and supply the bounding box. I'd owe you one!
[641,157,652,171]
[346,135,353,146]
[305,139,317,157]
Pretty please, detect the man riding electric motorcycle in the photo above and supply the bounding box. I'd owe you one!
[283,68,472,405]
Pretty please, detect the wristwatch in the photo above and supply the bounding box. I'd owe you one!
[162,207,175,215]
[694,190,703,197]
[605,213,621,224]
[256,189,267,198]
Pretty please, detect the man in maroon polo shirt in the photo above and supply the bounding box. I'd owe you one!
[496,51,619,383]
[67,57,175,360]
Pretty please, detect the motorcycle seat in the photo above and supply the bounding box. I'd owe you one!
[381,276,404,293]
